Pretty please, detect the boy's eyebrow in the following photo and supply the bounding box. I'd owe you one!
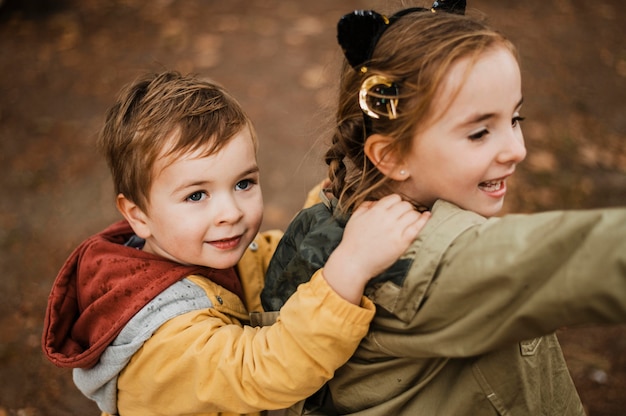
[173,165,260,192]
[240,165,260,177]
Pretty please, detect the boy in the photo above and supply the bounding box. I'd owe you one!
[42,71,428,415]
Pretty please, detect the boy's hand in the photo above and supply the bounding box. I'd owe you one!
[323,194,430,304]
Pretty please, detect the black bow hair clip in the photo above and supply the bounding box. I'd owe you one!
[337,0,466,71]
[337,1,466,124]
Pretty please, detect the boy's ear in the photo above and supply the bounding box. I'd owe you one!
[364,134,409,181]
[116,194,152,239]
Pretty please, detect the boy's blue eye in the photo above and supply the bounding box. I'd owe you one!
[512,116,525,127]
[235,179,253,191]
[187,191,206,202]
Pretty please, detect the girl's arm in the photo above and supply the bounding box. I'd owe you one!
[368,202,626,358]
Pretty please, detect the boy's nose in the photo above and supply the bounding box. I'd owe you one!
[213,194,244,224]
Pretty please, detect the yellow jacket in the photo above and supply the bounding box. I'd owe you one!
[94,229,374,416]
[48,182,372,416]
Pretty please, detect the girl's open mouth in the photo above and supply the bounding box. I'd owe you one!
[479,180,503,192]
[478,179,506,197]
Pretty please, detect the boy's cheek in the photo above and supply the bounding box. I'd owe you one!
[242,198,263,239]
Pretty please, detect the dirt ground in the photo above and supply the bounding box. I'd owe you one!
[0,0,625,415]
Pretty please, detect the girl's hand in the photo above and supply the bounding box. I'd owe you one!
[323,194,430,304]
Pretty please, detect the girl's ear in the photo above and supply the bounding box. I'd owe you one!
[364,134,409,181]
[116,194,152,239]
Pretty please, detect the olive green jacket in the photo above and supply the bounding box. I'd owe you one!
[262,200,626,415]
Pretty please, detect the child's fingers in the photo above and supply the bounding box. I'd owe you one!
[355,200,376,211]
[403,211,431,240]
[352,195,430,242]
[358,195,402,211]
[351,195,402,221]
[389,208,430,243]
[384,197,420,221]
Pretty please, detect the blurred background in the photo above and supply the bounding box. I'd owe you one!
[0,0,624,415]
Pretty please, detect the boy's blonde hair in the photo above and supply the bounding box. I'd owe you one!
[326,11,518,213]
[99,71,255,212]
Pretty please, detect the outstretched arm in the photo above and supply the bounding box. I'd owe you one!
[366,202,626,358]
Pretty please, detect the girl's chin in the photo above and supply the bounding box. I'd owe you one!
[476,201,505,218]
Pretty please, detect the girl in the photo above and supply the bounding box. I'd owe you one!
[262,2,626,415]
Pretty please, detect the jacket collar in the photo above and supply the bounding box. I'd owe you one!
[42,220,242,368]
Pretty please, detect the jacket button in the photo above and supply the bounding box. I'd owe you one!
[249,241,259,252]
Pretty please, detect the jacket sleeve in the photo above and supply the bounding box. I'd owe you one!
[116,271,375,415]
[366,203,626,358]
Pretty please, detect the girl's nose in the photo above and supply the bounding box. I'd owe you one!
[498,129,527,165]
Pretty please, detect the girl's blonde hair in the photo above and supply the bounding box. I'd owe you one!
[326,11,518,213]
[99,71,255,213]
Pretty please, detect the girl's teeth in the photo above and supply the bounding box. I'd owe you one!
[480,181,502,191]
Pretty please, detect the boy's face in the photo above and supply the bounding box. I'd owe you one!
[139,127,263,269]
[399,45,526,217]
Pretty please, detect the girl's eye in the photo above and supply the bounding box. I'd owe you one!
[468,128,489,141]
[235,179,255,191]
[186,191,207,202]
[512,116,526,127]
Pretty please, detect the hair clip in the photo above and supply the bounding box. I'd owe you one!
[337,1,466,72]
[340,1,467,132]
[359,75,399,120]
[337,10,390,72]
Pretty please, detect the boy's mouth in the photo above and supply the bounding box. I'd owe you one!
[209,235,242,250]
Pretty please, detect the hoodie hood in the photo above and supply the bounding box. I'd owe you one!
[42,220,242,369]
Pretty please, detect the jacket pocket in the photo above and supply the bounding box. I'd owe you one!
[471,334,585,415]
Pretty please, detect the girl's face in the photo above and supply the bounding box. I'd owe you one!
[139,127,263,269]
[398,45,526,218]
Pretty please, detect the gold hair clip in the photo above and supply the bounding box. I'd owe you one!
[358,75,399,120]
